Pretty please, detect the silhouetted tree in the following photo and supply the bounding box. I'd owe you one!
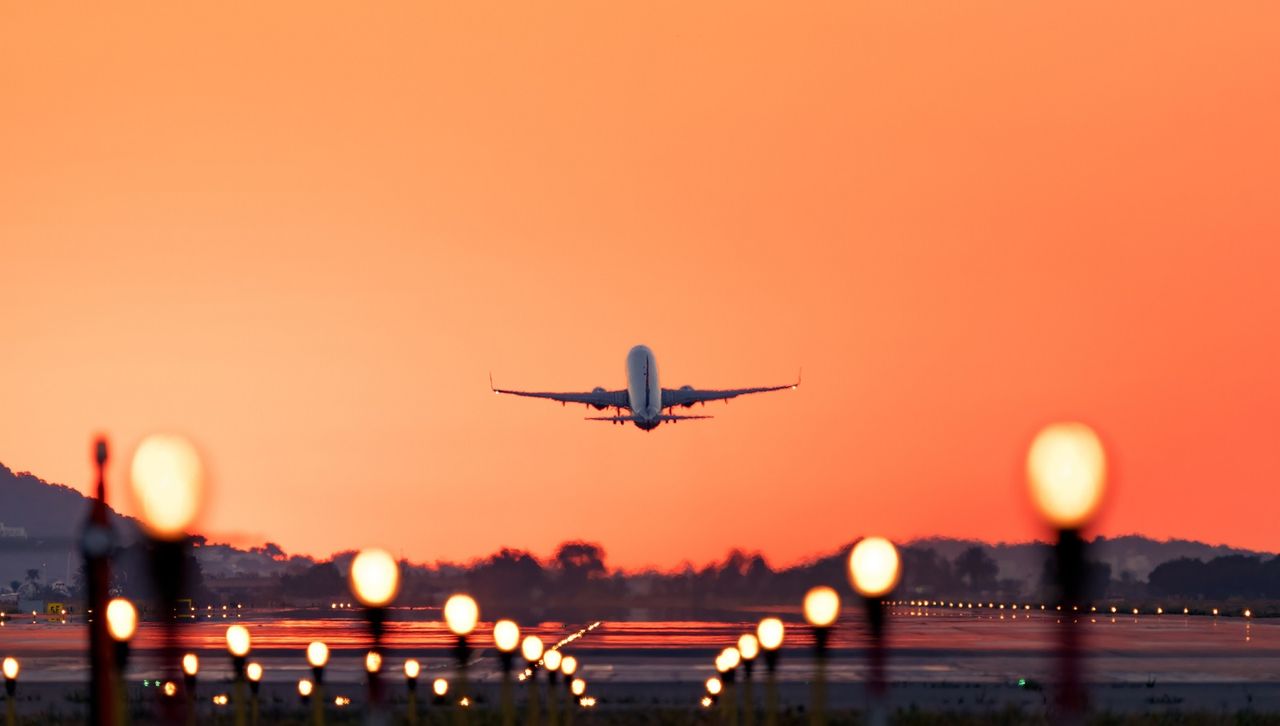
[954,546,998,592]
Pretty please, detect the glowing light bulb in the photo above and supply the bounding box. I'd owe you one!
[848,537,902,598]
[129,434,205,540]
[738,633,760,661]
[182,653,199,677]
[705,677,722,696]
[433,678,449,697]
[246,662,263,683]
[106,598,138,642]
[1026,423,1107,530]
[521,635,544,662]
[719,647,741,671]
[226,625,251,658]
[493,620,521,652]
[349,548,400,607]
[365,651,383,674]
[544,649,563,672]
[571,677,586,696]
[803,586,841,628]
[306,641,330,669]
[163,681,177,697]
[560,655,578,676]
[404,659,421,679]
[298,679,313,697]
[757,618,785,650]
[2,657,18,680]
[444,594,479,636]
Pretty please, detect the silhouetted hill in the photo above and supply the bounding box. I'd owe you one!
[0,462,140,540]
[907,535,1273,586]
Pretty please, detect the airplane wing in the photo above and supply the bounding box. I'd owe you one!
[491,375,630,410]
[661,374,800,409]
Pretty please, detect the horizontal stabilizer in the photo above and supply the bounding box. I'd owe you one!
[584,414,714,423]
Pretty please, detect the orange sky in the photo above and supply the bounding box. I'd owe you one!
[2,2,1278,570]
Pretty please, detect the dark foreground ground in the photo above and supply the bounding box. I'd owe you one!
[7,681,1280,725]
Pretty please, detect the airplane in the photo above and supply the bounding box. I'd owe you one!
[491,344,799,431]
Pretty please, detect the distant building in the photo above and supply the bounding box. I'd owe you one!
[0,523,27,539]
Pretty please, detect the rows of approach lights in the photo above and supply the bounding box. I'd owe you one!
[3,595,604,712]
[702,535,903,707]
[888,601,1254,619]
[2,422,1261,714]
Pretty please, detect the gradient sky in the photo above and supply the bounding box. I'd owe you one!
[2,2,1278,569]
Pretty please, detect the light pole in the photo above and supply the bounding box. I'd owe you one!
[432,678,449,707]
[226,624,252,726]
[83,437,118,726]
[444,594,479,725]
[403,660,421,725]
[738,634,760,726]
[718,646,742,725]
[349,547,401,725]
[544,649,563,726]
[298,679,314,709]
[756,618,784,726]
[130,434,204,726]
[848,537,902,726]
[306,641,330,726]
[106,597,139,726]
[559,656,579,726]
[3,658,18,726]
[1027,422,1107,722]
[493,620,521,726]
[246,663,263,726]
[802,586,840,726]
[521,636,544,726]
[181,653,199,725]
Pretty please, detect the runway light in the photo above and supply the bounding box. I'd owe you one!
[561,655,579,677]
[571,677,586,696]
[349,548,401,607]
[757,618,785,650]
[2,657,18,680]
[848,537,902,598]
[1026,422,1107,530]
[444,594,479,636]
[298,679,313,697]
[106,598,138,642]
[405,659,421,679]
[433,678,449,697]
[544,649,563,672]
[493,620,521,652]
[129,434,206,540]
[706,677,723,696]
[365,651,383,674]
[226,625,251,658]
[719,647,741,671]
[246,663,263,683]
[738,634,760,661]
[182,654,199,677]
[306,641,330,669]
[803,586,841,628]
[521,635,544,662]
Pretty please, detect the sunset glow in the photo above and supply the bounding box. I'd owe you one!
[2,1,1279,570]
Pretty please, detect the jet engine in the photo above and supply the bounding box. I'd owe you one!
[679,384,696,407]
[591,387,608,410]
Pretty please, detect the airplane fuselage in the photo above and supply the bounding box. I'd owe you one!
[625,344,663,430]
